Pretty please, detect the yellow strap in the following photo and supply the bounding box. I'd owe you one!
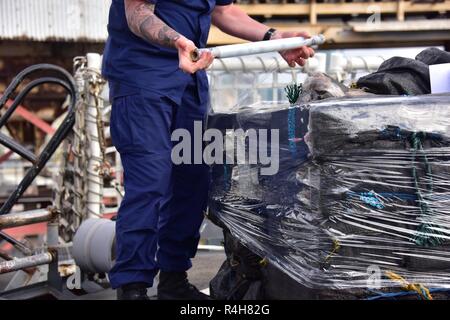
[386,271,433,300]
[259,257,268,267]
[324,239,340,263]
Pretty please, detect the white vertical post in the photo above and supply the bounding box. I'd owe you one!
[315,52,327,74]
[328,52,347,82]
[86,53,103,219]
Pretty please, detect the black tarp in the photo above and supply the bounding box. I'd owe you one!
[357,48,450,95]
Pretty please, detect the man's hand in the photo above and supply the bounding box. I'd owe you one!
[212,5,318,67]
[175,37,214,74]
[125,0,213,74]
[271,31,315,67]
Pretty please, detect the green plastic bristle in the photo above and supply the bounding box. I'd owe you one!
[285,83,303,105]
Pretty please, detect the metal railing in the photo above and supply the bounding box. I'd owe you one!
[208,52,385,111]
[0,65,77,296]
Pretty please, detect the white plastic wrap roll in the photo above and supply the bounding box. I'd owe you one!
[192,34,325,61]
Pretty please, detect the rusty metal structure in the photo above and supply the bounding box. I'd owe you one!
[0,55,116,299]
[0,64,77,298]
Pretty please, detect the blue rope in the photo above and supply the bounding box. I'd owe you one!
[288,106,297,157]
[366,288,450,300]
[378,127,443,246]
[284,83,302,159]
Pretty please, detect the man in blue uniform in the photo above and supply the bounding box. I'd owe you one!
[102,0,315,300]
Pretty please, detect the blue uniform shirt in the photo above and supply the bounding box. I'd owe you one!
[102,0,233,105]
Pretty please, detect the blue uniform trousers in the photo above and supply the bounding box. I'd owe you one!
[108,78,210,289]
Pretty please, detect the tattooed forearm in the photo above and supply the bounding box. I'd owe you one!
[125,0,181,48]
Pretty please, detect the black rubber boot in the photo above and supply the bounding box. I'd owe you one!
[157,271,211,300]
[117,282,150,300]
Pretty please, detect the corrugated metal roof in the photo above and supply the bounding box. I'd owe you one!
[0,0,111,42]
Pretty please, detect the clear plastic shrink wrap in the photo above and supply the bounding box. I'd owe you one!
[207,93,450,293]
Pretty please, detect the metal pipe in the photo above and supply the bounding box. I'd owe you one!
[0,232,32,256]
[0,77,72,129]
[192,34,325,61]
[0,209,53,229]
[0,252,53,274]
[0,132,37,163]
[47,222,59,248]
[0,64,77,216]
[0,251,36,276]
[0,64,76,256]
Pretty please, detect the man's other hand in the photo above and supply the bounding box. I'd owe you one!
[176,37,214,74]
[272,31,315,67]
